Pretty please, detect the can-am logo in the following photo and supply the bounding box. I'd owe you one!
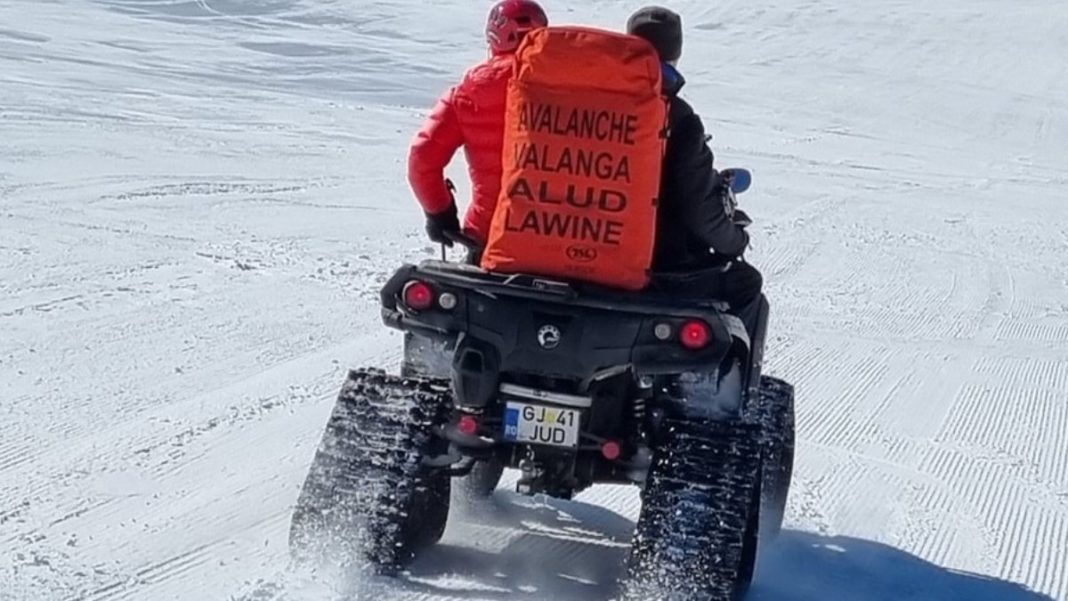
[537,325,562,350]
[566,245,598,263]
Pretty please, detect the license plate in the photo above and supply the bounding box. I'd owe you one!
[503,402,581,448]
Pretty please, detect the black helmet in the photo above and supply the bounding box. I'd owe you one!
[627,6,683,63]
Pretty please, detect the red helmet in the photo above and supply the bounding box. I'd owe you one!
[486,0,548,55]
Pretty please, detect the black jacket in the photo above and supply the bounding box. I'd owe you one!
[652,66,749,272]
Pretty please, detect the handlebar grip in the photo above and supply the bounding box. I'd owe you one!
[443,230,482,250]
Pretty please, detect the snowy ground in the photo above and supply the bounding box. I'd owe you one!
[2,0,1067,600]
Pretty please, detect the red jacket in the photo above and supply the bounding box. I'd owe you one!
[408,55,513,243]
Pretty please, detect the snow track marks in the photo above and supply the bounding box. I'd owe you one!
[3,0,1067,600]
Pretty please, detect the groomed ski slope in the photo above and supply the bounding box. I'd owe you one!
[1,0,1067,600]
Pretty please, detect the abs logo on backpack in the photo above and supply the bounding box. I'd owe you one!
[566,244,598,263]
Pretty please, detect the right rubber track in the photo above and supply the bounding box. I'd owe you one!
[625,418,763,601]
[757,375,796,542]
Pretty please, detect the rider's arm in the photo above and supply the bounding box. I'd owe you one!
[665,112,750,257]
[408,88,465,215]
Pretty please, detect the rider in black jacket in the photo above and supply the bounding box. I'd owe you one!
[628,6,763,327]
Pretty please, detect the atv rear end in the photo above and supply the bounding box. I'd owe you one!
[290,258,794,601]
[383,260,756,490]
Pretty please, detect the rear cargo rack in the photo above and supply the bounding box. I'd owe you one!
[414,261,729,317]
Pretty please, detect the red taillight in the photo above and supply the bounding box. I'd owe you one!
[679,319,711,350]
[402,280,435,311]
[457,415,480,436]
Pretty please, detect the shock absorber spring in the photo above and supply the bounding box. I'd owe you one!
[633,397,647,423]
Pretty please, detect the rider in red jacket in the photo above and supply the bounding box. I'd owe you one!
[407,0,549,246]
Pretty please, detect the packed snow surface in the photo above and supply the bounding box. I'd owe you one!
[2,0,1067,600]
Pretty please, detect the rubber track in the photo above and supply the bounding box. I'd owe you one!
[757,375,796,541]
[625,418,762,601]
[289,369,450,569]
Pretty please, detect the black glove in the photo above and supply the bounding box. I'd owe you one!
[425,204,461,246]
[733,209,752,228]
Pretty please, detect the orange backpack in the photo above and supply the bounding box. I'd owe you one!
[479,26,667,291]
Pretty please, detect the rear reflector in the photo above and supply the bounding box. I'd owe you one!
[457,415,480,436]
[601,440,622,461]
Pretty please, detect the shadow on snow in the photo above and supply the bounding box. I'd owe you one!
[352,491,1055,601]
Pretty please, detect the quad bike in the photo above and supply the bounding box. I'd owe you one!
[289,170,795,601]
